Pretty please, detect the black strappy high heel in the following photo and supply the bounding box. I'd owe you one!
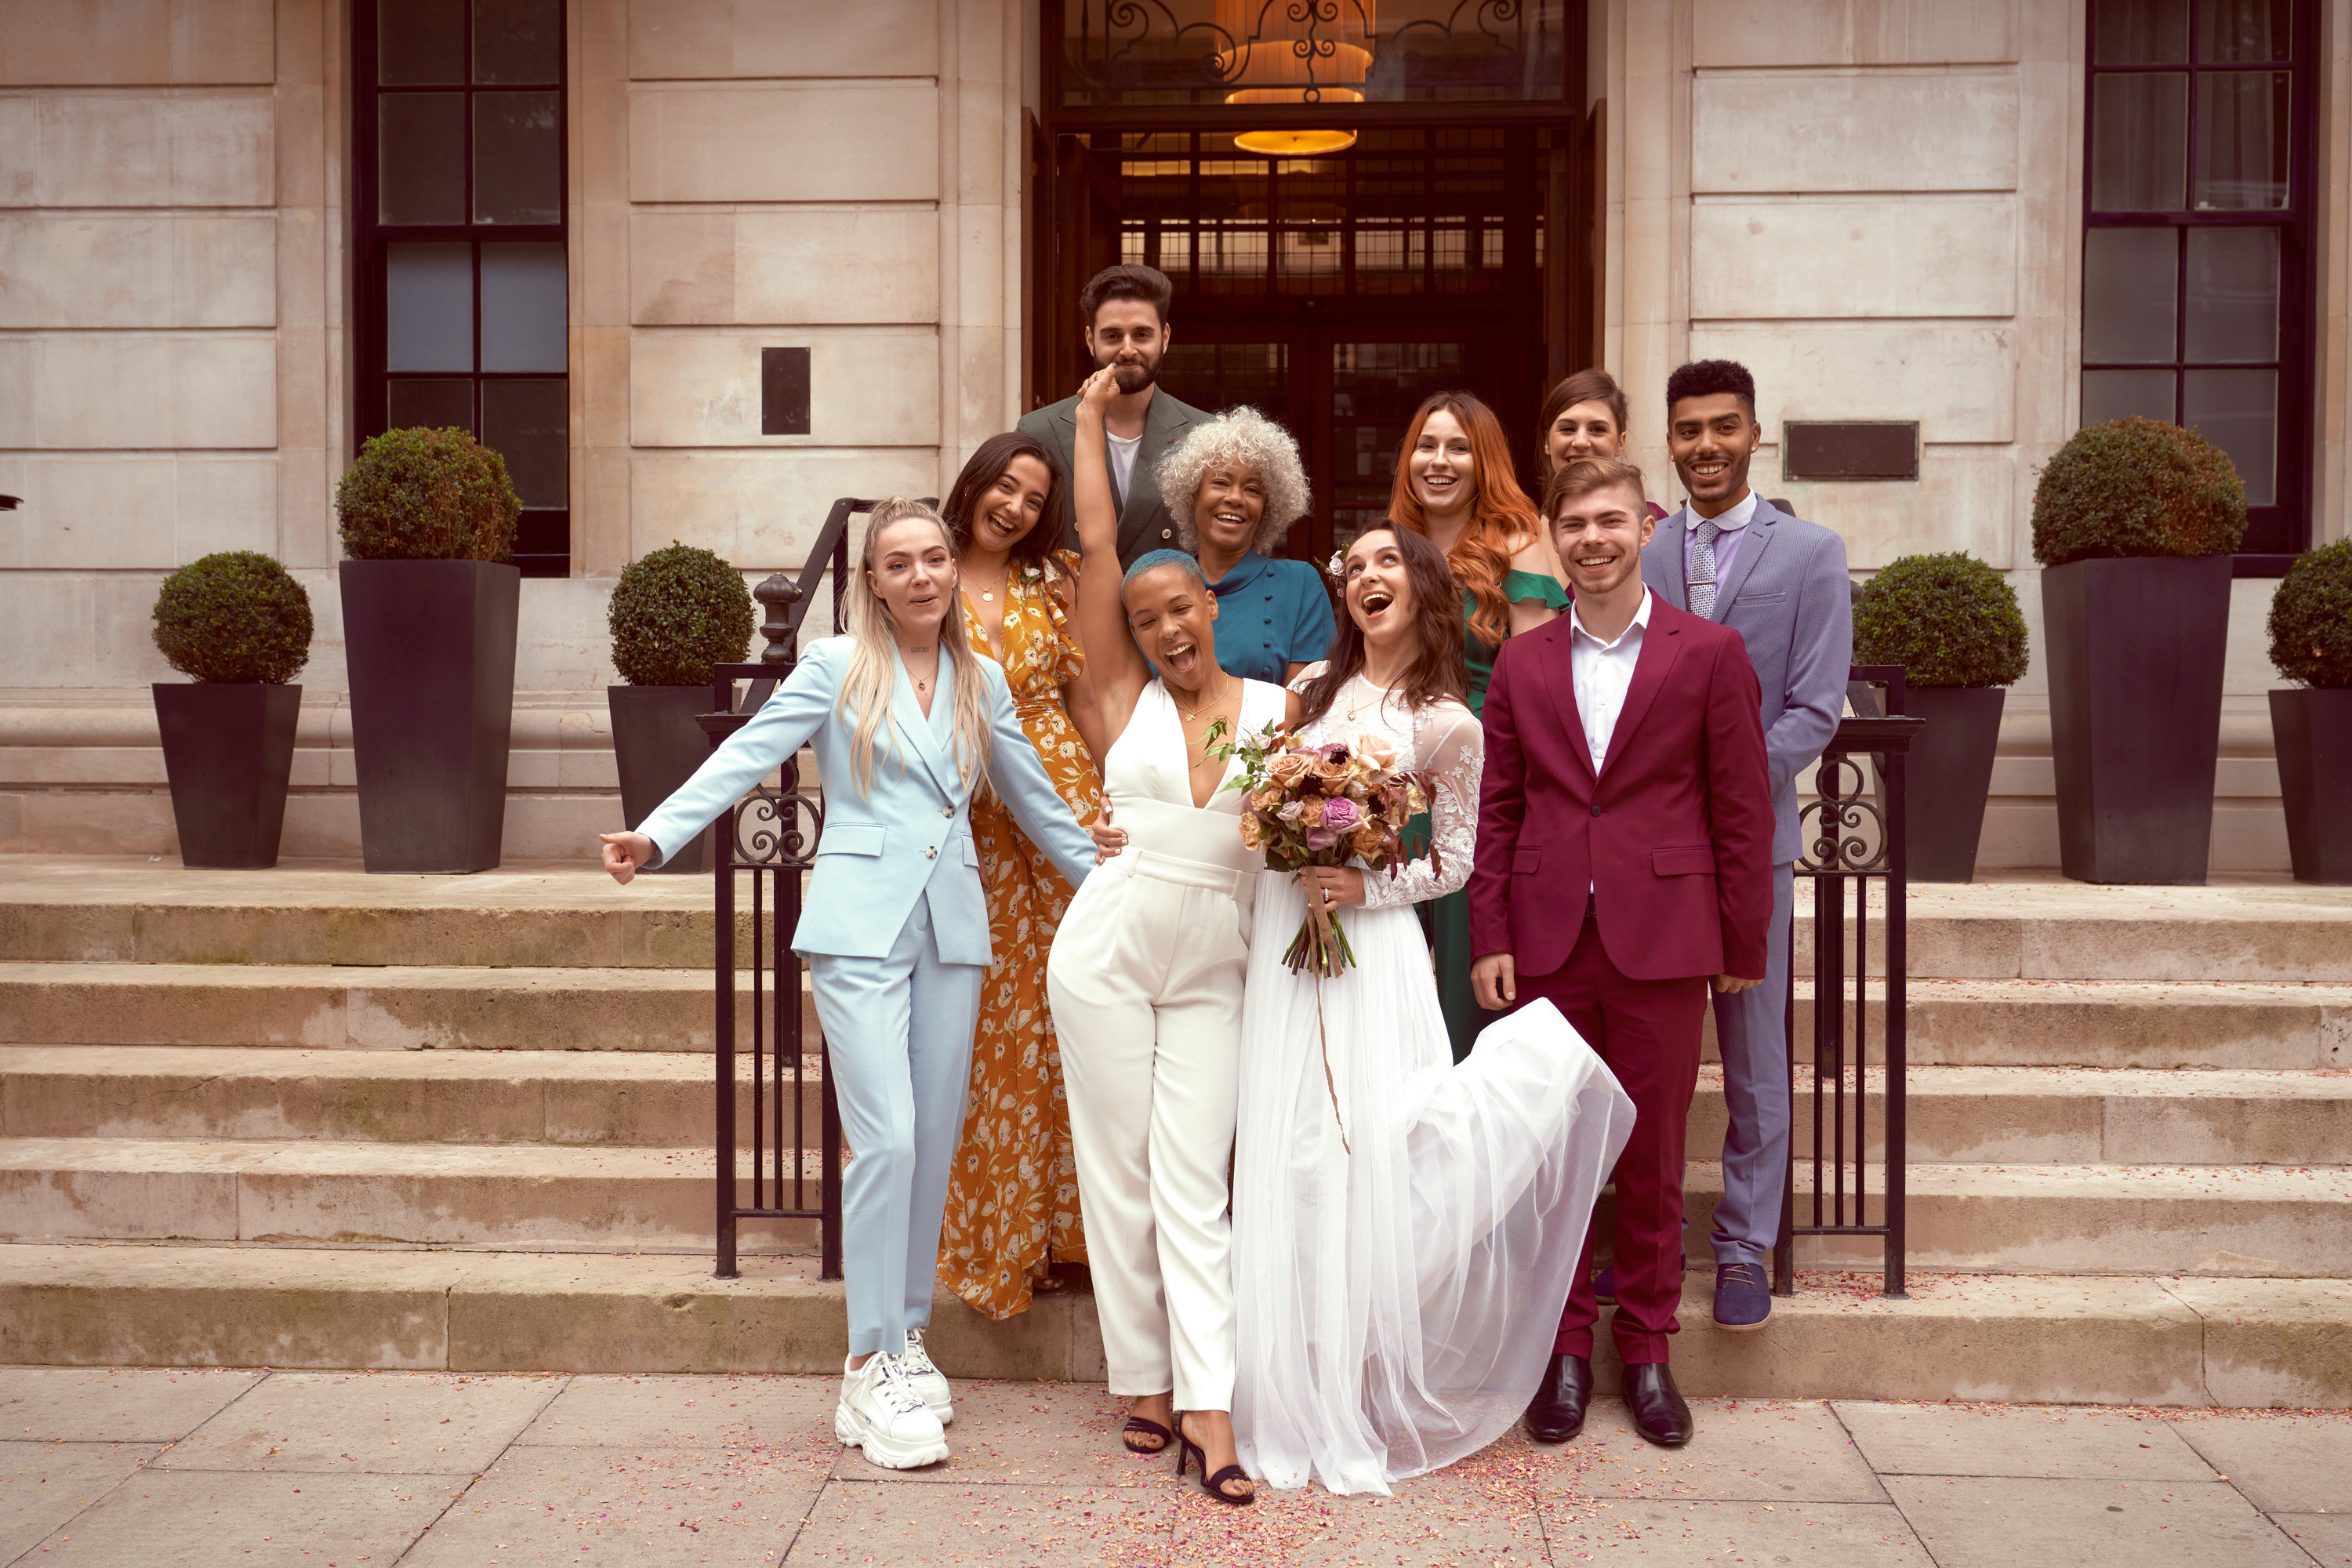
[1174,1411,1255,1506]
[1122,1414,1172,1454]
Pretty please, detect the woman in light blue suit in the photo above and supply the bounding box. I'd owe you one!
[600,498,1098,1472]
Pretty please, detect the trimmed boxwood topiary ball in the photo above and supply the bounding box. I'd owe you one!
[2031,416,2248,567]
[152,551,314,684]
[2269,539,2352,690]
[1853,551,2030,689]
[608,543,757,687]
[335,427,521,561]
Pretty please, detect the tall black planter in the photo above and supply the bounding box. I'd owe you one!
[2270,688,2352,884]
[339,559,521,873]
[2042,555,2232,884]
[1902,685,2006,884]
[153,683,301,869]
[608,684,714,875]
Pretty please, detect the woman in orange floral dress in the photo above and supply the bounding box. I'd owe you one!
[936,432,1109,1318]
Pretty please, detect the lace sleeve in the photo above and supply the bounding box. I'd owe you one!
[1360,702,1483,909]
[1289,660,1328,695]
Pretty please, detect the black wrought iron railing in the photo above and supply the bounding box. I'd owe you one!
[1772,666,1926,1300]
[699,498,866,1281]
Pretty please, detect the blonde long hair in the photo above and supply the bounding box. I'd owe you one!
[838,498,993,797]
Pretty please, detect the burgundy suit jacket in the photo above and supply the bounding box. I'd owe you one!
[1469,597,1775,983]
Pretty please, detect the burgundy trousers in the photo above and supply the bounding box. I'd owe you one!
[1513,913,1708,1366]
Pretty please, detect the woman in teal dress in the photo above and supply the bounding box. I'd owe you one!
[1388,391,1566,1062]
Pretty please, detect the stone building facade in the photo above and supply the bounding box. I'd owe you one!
[2,0,2343,869]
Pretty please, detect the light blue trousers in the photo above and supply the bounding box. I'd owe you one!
[1708,860,1795,1268]
[804,895,983,1358]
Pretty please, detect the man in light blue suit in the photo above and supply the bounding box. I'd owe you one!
[601,500,1097,1470]
[1639,360,1851,1332]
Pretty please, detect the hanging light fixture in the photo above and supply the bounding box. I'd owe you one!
[1216,3,1373,158]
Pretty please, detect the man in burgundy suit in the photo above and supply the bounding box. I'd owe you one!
[1469,456,1774,1449]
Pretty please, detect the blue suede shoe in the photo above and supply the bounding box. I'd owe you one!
[1592,1265,1616,1304]
[1713,1261,1771,1330]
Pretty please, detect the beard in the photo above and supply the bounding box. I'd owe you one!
[1094,347,1161,395]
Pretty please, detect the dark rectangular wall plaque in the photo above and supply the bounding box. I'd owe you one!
[761,347,811,436]
[1784,421,1918,481]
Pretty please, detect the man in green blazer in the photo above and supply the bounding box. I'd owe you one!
[1017,263,1207,570]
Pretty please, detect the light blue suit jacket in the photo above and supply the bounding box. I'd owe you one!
[1642,499,1853,864]
[633,635,1095,964]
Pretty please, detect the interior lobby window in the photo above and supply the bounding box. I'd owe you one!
[358,0,570,578]
[2082,0,2317,564]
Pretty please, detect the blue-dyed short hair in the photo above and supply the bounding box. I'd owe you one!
[1122,549,1207,599]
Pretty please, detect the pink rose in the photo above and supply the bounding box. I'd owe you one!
[1321,797,1362,832]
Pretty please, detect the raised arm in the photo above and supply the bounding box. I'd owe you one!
[1071,366,1152,734]
[1048,566,1112,768]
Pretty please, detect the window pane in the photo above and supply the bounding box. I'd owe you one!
[481,378,568,509]
[2194,71,2290,209]
[385,241,474,372]
[474,90,561,224]
[2082,227,2179,363]
[2095,0,2189,61]
[2092,74,2187,211]
[2183,368,2276,503]
[480,241,567,372]
[388,377,474,433]
[474,0,561,83]
[2185,227,2280,361]
[379,93,466,224]
[2083,368,2177,426]
[2198,0,2292,61]
[379,0,463,84]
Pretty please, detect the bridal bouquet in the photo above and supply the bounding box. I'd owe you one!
[1211,719,1434,978]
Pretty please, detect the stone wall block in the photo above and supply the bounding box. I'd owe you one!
[735,209,939,325]
[28,335,278,449]
[630,450,938,569]
[92,572,181,684]
[181,214,279,326]
[0,214,274,328]
[1693,67,2019,193]
[0,95,33,200]
[628,328,940,448]
[627,0,940,81]
[1689,321,2015,443]
[4,457,176,570]
[0,0,273,83]
[628,83,938,204]
[627,210,736,324]
[273,78,324,207]
[0,338,32,445]
[0,575,99,684]
[176,455,278,563]
[1692,194,2018,318]
[274,444,328,568]
[1764,446,2015,569]
[24,92,275,206]
[1692,0,2017,68]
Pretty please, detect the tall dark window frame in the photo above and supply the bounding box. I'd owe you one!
[2081,0,2321,571]
[354,0,572,578]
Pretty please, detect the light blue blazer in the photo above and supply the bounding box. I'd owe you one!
[633,636,1096,964]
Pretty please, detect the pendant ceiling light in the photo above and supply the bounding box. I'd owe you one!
[1216,3,1373,160]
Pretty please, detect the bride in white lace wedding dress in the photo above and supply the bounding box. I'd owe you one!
[1230,526,1635,1496]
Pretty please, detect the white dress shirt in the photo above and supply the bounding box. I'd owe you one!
[1568,586,1652,894]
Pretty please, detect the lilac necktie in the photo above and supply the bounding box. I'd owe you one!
[1689,519,1722,620]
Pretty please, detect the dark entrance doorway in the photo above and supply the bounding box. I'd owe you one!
[1031,6,1595,563]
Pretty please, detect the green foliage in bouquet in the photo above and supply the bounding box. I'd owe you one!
[2031,416,2247,568]
[151,551,314,684]
[608,543,757,687]
[2268,539,2352,690]
[1852,552,2029,689]
[335,427,521,562]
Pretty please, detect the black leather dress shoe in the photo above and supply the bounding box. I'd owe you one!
[1523,1353,1592,1443]
[1623,1362,1693,1448]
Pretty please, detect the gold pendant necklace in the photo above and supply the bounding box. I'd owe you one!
[1178,677,1229,724]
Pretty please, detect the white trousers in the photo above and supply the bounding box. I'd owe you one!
[1047,851,1250,1412]
[805,895,983,1358]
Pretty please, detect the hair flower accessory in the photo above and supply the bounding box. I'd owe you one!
[1326,550,1346,582]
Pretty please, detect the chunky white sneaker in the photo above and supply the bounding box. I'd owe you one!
[834,1353,949,1469]
[899,1329,953,1425]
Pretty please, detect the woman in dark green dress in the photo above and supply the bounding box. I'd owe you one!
[1388,391,1566,1062]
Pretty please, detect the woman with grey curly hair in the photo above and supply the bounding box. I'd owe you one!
[1154,407,1335,685]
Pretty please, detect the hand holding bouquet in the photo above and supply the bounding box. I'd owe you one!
[1212,719,1435,978]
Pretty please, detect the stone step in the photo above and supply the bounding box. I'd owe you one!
[0,1138,823,1254]
[7,862,2351,982]
[0,1243,2342,1406]
[3,1135,2344,1276]
[1770,979,2350,1070]
[0,962,818,1052]
[1693,1065,2352,1167]
[8,1048,2343,1171]
[0,1046,831,1148]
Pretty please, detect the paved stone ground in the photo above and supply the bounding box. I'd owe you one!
[3,1369,2347,1566]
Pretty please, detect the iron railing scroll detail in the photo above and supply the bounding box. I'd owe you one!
[699,499,865,1282]
[1771,666,1926,1301]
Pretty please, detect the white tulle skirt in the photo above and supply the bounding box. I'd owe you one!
[1230,873,1636,1496]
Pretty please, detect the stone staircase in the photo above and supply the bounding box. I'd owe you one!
[0,857,2347,1406]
